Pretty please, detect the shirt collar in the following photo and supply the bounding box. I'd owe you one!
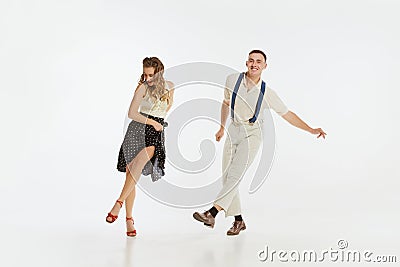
[243,72,262,90]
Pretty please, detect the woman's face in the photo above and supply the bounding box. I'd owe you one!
[143,67,156,86]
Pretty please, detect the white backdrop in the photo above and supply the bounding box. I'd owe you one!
[1,0,399,266]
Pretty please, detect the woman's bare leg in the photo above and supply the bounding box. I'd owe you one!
[125,176,136,233]
[125,182,136,218]
[106,146,155,222]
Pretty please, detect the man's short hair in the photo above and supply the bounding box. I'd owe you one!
[249,49,267,62]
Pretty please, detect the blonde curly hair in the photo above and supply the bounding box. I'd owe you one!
[139,57,170,104]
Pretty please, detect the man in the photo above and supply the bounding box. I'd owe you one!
[193,49,326,235]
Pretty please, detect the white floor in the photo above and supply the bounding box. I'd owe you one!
[1,169,399,267]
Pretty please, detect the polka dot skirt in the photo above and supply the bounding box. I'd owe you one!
[117,112,167,182]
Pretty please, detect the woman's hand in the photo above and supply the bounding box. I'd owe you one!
[152,121,164,132]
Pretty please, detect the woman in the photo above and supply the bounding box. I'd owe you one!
[106,57,174,237]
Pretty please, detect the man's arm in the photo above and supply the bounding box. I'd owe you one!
[282,111,327,138]
[220,99,230,128]
[215,99,230,142]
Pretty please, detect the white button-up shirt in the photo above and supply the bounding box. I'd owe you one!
[224,72,289,124]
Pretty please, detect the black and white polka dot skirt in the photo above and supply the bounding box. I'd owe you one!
[117,112,167,182]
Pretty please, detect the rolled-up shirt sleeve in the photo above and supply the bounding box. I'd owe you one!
[266,87,289,116]
[224,75,233,102]
[224,87,231,102]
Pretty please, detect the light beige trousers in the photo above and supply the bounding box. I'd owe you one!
[214,121,262,217]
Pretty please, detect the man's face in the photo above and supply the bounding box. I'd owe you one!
[246,53,267,76]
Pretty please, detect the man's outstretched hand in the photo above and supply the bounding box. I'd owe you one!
[310,128,327,139]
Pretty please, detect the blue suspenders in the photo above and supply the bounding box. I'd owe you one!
[230,72,266,123]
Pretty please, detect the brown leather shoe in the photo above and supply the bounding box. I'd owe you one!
[193,211,215,228]
[227,220,246,235]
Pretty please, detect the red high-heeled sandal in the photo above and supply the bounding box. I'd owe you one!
[126,217,137,237]
[106,200,123,223]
